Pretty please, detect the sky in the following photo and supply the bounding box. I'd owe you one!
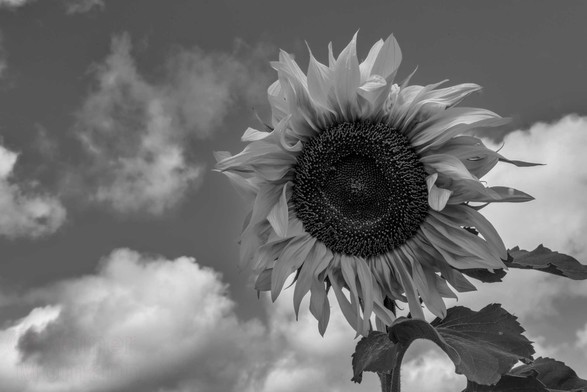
[0,1,586,391]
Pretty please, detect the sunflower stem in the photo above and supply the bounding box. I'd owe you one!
[390,346,406,392]
[378,372,392,392]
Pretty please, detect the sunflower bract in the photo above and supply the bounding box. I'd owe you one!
[215,33,535,336]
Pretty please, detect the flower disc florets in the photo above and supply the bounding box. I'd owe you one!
[292,121,428,257]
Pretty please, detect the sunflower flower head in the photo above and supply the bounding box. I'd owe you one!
[216,33,534,336]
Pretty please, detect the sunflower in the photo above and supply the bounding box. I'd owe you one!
[215,33,534,336]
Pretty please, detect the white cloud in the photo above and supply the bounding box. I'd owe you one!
[64,0,103,14]
[261,290,466,392]
[0,249,455,392]
[447,115,587,320]
[73,34,270,215]
[402,345,465,392]
[0,0,28,8]
[260,290,377,392]
[482,114,587,258]
[0,244,581,392]
[0,0,103,12]
[0,144,66,238]
[0,249,270,392]
[577,323,587,349]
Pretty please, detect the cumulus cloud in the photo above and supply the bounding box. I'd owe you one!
[402,345,465,392]
[260,289,378,392]
[0,144,66,238]
[444,115,587,318]
[0,249,270,392]
[0,252,362,392]
[261,290,467,392]
[73,34,270,215]
[0,246,581,392]
[3,114,586,391]
[482,114,587,257]
[0,247,462,392]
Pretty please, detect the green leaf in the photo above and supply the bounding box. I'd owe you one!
[507,245,587,280]
[351,305,534,385]
[389,304,534,385]
[351,331,397,383]
[510,357,587,391]
[463,374,548,391]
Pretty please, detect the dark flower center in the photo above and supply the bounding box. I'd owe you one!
[292,121,429,257]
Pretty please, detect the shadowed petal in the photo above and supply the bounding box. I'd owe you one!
[267,182,292,237]
[271,235,315,301]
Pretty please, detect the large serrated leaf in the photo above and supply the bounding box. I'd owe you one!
[351,331,397,383]
[463,374,548,391]
[510,357,587,391]
[390,304,534,385]
[350,304,534,386]
[507,245,587,280]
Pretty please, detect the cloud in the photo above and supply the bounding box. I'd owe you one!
[260,290,377,392]
[0,0,28,8]
[0,248,462,392]
[261,290,466,392]
[577,323,587,350]
[0,255,374,392]
[64,0,103,14]
[402,345,465,392]
[0,32,6,78]
[0,249,270,392]
[0,0,103,13]
[482,114,587,257]
[445,114,587,319]
[72,34,270,215]
[0,144,66,238]
[3,114,585,391]
[0,245,581,392]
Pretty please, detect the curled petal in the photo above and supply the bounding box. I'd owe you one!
[359,38,384,82]
[426,173,452,211]
[409,108,505,150]
[241,127,272,142]
[371,34,402,81]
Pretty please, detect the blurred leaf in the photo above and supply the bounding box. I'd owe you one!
[510,357,587,391]
[351,331,397,383]
[507,245,587,280]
